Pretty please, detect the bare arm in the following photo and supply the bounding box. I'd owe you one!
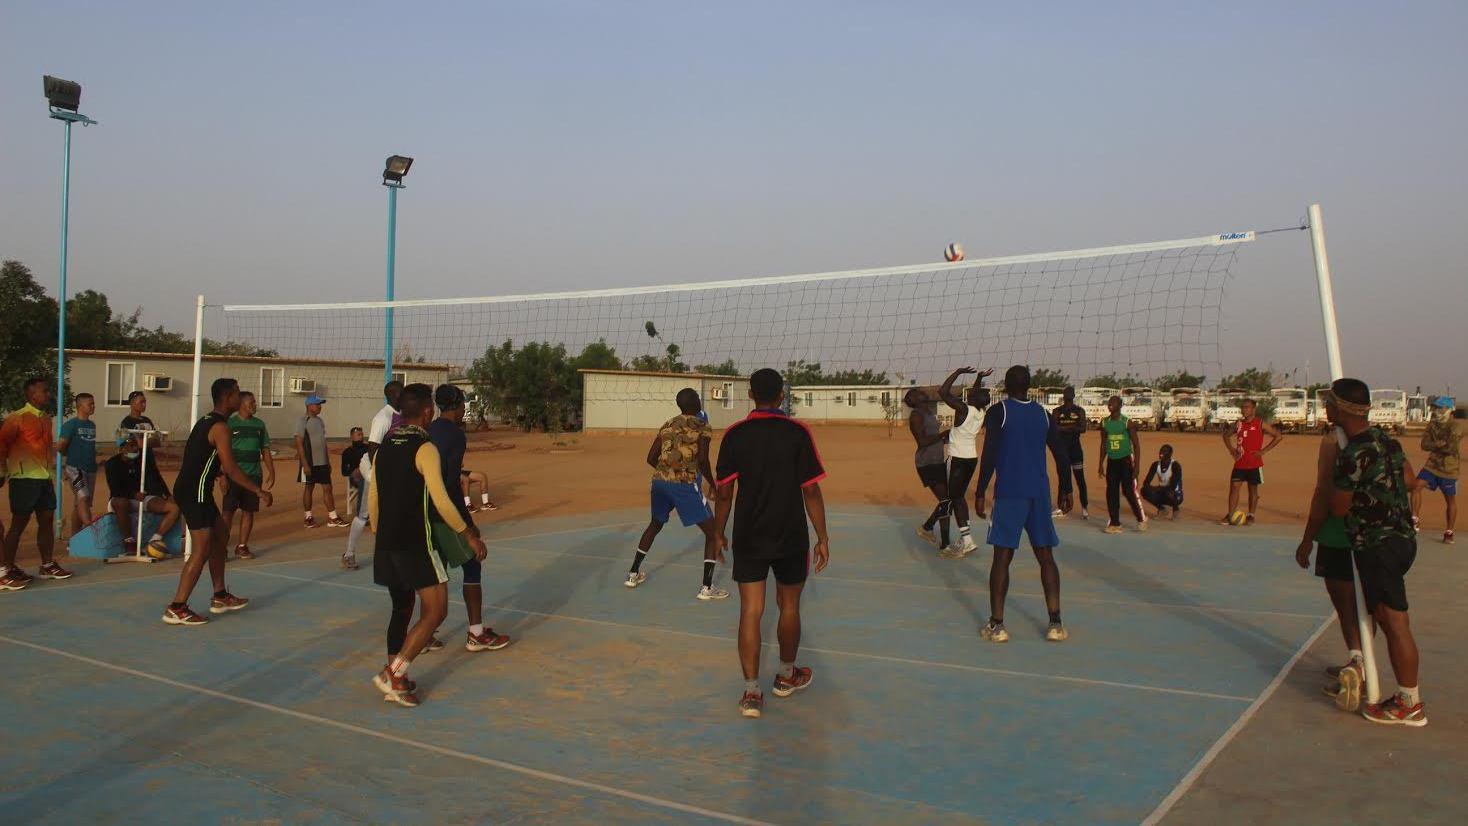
[1222,426,1238,457]
[55,437,71,461]
[802,483,830,574]
[294,434,306,462]
[1297,436,1336,560]
[1261,421,1284,454]
[697,435,714,487]
[1130,422,1143,477]
[262,444,276,489]
[714,478,735,539]
[908,410,947,448]
[368,464,379,529]
[939,367,973,421]
[645,434,661,469]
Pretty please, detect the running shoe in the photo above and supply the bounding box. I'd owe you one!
[304,515,319,529]
[209,592,250,613]
[1137,521,1149,533]
[624,571,646,588]
[37,562,73,580]
[162,604,209,625]
[698,585,730,600]
[466,629,512,651]
[466,503,480,514]
[1051,508,1064,518]
[1444,531,1455,545]
[980,619,1010,643]
[1411,515,1421,533]
[423,637,445,653]
[122,536,138,553]
[341,554,359,570]
[147,539,170,559]
[373,668,420,708]
[1081,508,1090,520]
[1245,514,1256,527]
[915,525,938,547]
[1045,621,1069,642]
[739,690,764,718]
[327,516,350,528]
[1335,660,1364,712]
[484,501,499,511]
[1361,694,1427,727]
[772,666,813,697]
[0,569,31,592]
[937,545,966,559]
[1103,524,1124,535]
[235,544,255,560]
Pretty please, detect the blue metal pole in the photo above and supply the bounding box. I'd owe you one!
[54,119,73,530]
[384,184,398,385]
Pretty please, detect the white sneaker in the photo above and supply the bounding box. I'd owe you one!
[1081,508,1090,520]
[697,585,729,600]
[625,571,646,588]
[1051,508,1064,517]
[915,525,937,547]
[1137,521,1149,533]
[1045,621,1069,642]
[938,545,965,559]
[980,620,1010,643]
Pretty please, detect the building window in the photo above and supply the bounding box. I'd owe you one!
[848,391,857,406]
[105,362,136,407]
[392,371,408,386]
[881,391,891,407]
[259,367,285,408]
[721,382,733,410]
[833,393,844,405]
[805,393,813,407]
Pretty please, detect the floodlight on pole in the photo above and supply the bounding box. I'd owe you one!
[382,155,412,384]
[43,75,97,532]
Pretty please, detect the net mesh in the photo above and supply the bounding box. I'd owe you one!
[213,233,1247,414]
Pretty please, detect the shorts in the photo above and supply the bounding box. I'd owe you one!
[1230,467,1263,485]
[8,478,57,515]
[917,463,947,488]
[63,467,98,500]
[1353,535,1416,612]
[373,543,449,592]
[733,551,808,585]
[1313,543,1354,582]
[1417,469,1458,496]
[1062,440,1085,469]
[650,479,712,527]
[947,457,978,498]
[179,497,220,531]
[987,497,1060,550]
[301,465,332,485]
[222,479,260,513]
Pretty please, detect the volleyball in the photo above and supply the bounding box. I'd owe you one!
[1228,510,1247,526]
[944,242,965,262]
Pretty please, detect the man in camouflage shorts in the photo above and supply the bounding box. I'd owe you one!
[1327,378,1427,727]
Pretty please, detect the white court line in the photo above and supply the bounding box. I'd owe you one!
[239,568,1253,703]
[11,553,347,594]
[0,634,771,826]
[1141,614,1336,825]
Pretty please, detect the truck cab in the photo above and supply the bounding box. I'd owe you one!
[1167,388,1208,431]
[1271,388,1309,432]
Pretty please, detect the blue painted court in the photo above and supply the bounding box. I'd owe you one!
[0,508,1329,824]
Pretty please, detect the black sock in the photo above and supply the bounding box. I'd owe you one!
[989,615,1003,626]
[630,549,647,574]
[169,601,186,610]
[213,590,227,599]
[1049,611,1062,624]
[702,560,715,588]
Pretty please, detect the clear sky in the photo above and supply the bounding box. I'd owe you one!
[2,1,1464,392]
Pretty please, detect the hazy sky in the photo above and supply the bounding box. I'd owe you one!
[3,1,1465,392]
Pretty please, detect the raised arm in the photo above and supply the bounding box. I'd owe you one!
[939,367,976,419]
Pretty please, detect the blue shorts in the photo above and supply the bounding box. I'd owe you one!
[650,479,712,527]
[1417,469,1458,496]
[987,497,1060,550]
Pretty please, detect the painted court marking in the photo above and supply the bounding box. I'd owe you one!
[0,634,771,826]
[240,567,1254,702]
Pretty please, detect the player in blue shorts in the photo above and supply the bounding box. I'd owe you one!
[975,365,1066,642]
[625,389,727,600]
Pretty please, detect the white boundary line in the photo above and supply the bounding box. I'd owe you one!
[239,568,1253,703]
[223,233,1253,312]
[1140,614,1335,825]
[15,553,347,594]
[0,634,771,826]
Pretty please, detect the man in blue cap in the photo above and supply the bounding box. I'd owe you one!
[1413,396,1463,544]
[295,394,347,529]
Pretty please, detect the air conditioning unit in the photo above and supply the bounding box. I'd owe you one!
[710,387,727,400]
[142,374,172,392]
[289,377,316,394]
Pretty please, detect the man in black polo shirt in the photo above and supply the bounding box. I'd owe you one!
[714,368,830,719]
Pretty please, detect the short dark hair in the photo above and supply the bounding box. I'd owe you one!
[1240,397,1257,408]
[1004,365,1030,396]
[127,390,146,403]
[384,380,404,402]
[1331,378,1370,406]
[434,383,465,411]
[675,387,701,414]
[1160,443,1174,454]
[211,377,239,403]
[399,383,434,420]
[349,426,363,435]
[239,390,255,402]
[74,392,93,404]
[749,369,783,404]
[23,377,47,393]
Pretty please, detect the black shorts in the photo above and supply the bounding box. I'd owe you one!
[1314,543,1354,582]
[1060,440,1084,468]
[373,544,449,592]
[1230,468,1263,485]
[180,498,220,531]
[1353,535,1416,612]
[301,465,332,485]
[7,478,57,515]
[733,551,808,585]
[917,463,947,488]
[222,479,259,513]
[948,457,978,498]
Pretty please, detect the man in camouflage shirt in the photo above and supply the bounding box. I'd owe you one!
[1327,378,1427,727]
[624,388,728,601]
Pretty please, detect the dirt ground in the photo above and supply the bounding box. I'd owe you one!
[4,422,1452,563]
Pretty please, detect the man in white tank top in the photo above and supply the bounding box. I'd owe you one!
[937,366,993,557]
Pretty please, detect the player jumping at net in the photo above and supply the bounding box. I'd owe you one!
[370,383,488,708]
[1050,386,1090,519]
[907,387,952,551]
[975,366,1065,642]
[938,366,992,558]
[714,368,828,718]
[626,388,728,600]
[1220,397,1282,526]
[162,378,274,626]
[1098,395,1147,534]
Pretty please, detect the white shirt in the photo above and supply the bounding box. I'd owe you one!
[360,404,397,476]
[948,404,984,459]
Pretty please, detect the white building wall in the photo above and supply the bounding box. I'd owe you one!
[581,371,753,430]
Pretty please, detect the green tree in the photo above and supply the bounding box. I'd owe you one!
[693,358,740,376]
[783,359,888,386]
[1154,370,1207,391]
[0,260,60,411]
[1030,368,1070,388]
[1304,381,1329,395]
[1217,367,1274,393]
[467,340,581,432]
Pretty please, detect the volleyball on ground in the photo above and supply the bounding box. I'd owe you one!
[944,242,965,262]
[1228,510,1247,525]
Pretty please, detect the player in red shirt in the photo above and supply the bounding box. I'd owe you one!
[1221,398,1283,525]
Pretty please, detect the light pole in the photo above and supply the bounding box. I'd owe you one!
[382,155,413,385]
[44,76,97,530]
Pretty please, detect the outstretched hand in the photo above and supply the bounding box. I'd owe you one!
[1294,539,1312,570]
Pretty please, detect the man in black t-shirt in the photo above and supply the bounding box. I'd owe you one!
[1050,386,1089,518]
[714,368,830,719]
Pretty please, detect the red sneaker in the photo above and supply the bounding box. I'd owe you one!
[739,690,763,718]
[304,515,319,529]
[162,604,209,626]
[235,544,255,560]
[326,516,350,528]
[772,666,814,698]
[1362,694,1427,727]
[209,592,250,614]
[466,629,512,651]
[372,668,420,708]
[37,562,73,580]
[0,569,31,592]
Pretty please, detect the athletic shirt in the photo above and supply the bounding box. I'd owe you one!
[1234,417,1265,470]
[173,411,227,506]
[984,398,1051,499]
[1103,416,1133,460]
[1051,403,1086,450]
[1155,460,1175,487]
[915,407,945,468]
[948,404,983,460]
[373,426,433,555]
